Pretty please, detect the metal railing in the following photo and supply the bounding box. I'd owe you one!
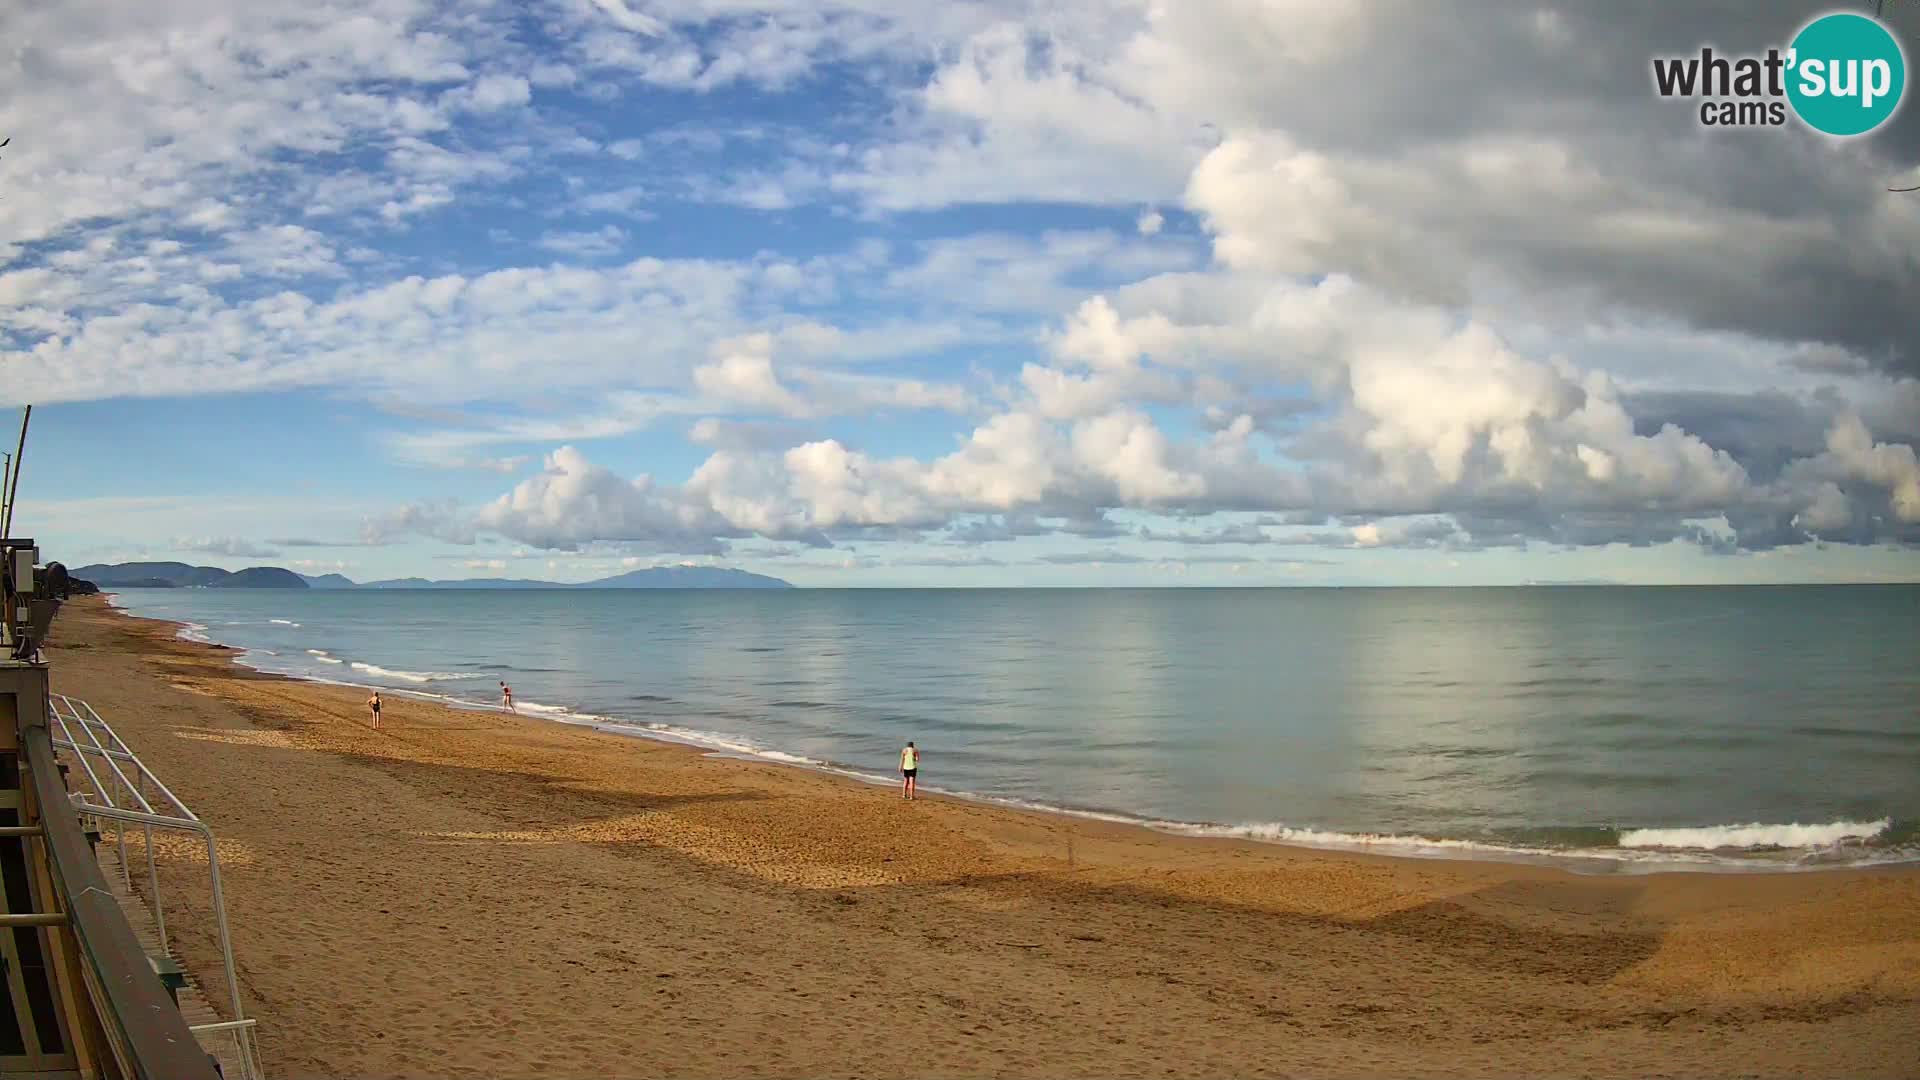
[192,1018,261,1079]
[47,693,263,1080]
[16,719,223,1080]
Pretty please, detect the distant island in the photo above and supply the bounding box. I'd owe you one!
[73,562,794,590]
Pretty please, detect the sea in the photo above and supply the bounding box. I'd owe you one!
[102,585,1920,873]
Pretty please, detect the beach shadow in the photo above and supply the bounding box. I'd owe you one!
[832,866,1665,992]
[327,747,772,826]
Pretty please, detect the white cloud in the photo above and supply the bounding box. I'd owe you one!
[576,185,652,216]
[690,333,977,421]
[172,536,284,559]
[446,74,533,113]
[0,0,494,251]
[537,225,630,258]
[474,446,737,553]
[221,225,346,278]
[362,500,477,546]
[587,0,668,37]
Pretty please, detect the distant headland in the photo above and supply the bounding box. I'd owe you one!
[72,562,794,590]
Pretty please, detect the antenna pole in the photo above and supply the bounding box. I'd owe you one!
[4,406,29,537]
[0,453,10,534]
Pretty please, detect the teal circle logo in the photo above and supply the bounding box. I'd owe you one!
[1787,13,1906,136]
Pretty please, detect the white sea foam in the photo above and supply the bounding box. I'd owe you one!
[512,701,573,715]
[347,662,479,684]
[269,618,300,627]
[1129,820,1914,872]
[1617,819,1890,850]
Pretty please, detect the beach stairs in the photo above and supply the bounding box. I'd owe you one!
[92,842,248,1080]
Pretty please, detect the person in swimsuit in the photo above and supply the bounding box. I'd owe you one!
[367,691,382,730]
[900,741,919,800]
[500,681,515,713]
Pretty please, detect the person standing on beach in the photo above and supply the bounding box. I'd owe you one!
[900,741,919,800]
[500,681,515,713]
[367,691,382,730]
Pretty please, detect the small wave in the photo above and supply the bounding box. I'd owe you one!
[1158,821,1575,861]
[175,622,212,643]
[347,662,478,684]
[269,618,301,627]
[1792,725,1918,745]
[625,722,898,785]
[1617,819,1890,851]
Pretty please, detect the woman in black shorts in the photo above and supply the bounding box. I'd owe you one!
[900,741,919,800]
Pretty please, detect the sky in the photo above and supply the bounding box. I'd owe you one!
[2,0,1918,587]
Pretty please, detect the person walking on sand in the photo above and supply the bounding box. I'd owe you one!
[366,691,382,730]
[500,681,515,713]
[900,741,920,800]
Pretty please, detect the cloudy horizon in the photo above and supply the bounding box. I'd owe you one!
[3,0,1917,587]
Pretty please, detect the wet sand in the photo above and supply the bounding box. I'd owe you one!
[43,595,1920,1078]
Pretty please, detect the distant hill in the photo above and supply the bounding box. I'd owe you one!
[218,566,308,589]
[587,567,791,589]
[75,562,237,587]
[359,567,793,589]
[358,577,561,589]
[75,562,309,589]
[87,562,792,590]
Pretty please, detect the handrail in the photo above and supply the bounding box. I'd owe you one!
[19,720,223,1079]
[49,693,263,1080]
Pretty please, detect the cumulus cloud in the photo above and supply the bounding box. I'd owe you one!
[473,447,738,554]
[426,294,1918,554]
[829,1,1919,375]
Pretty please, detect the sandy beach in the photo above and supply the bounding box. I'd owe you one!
[39,595,1920,1079]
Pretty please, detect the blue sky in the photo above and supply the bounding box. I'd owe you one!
[2,0,1917,586]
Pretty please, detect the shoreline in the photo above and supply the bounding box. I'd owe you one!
[41,594,1920,1078]
[102,590,1916,877]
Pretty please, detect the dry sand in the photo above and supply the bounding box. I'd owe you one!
[41,596,1920,1079]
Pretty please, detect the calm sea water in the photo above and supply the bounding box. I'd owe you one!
[104,586,1920,871]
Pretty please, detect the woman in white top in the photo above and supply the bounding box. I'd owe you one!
[900,742,919,801]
